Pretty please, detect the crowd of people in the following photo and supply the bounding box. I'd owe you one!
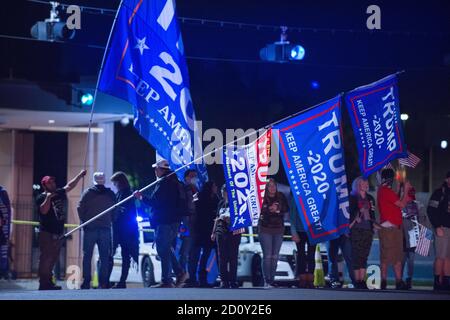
[2,160,447,292]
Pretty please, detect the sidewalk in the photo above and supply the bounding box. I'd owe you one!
[0,278,434,292]
[0,279,145,291]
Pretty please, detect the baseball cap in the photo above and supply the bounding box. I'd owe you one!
[93,172,106,185]
[41,176,55,186]
[152,159,170,170]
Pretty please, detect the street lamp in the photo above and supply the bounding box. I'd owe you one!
[441,140,448,149]
[400,113,409,121]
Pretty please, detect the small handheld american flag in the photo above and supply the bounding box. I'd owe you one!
[415,224,433,256]
[399,151,421,168]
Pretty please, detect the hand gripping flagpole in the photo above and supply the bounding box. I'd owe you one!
[81,0,124,192]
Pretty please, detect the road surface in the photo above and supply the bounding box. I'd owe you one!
[0,286,449,300]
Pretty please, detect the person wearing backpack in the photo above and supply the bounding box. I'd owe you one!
[134,159,187,288]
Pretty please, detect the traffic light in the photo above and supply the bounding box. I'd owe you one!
[260,43,306,63]
[260,27,305,63]
[30,2,75,41]
[79,92,94,107]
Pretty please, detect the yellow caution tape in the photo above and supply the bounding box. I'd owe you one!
[12,219,78,228]
[11,220,292,238]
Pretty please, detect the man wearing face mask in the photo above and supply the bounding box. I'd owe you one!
[177,169,198,287]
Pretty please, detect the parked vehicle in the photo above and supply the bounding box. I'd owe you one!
[107,219,161,287]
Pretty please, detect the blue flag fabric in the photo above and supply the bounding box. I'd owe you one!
[223,147,252,231]
[345,74,407,177]
[273,96,350,244]
[98,0,208,184]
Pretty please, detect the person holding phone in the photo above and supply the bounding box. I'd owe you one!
[258,178,288,288]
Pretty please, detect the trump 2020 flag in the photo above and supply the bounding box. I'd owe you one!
[223,129,272,231]
[98,0,208,184]
[345,74,407,177]
[273,96,350,244]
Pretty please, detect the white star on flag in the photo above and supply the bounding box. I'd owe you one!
[238,216,246,225]
[135,37,149,55]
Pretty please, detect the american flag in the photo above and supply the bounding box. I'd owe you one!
[415,224,433,256]
[399,151,421,168]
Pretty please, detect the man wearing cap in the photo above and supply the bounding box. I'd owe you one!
[77,172,116,289]
[427,171,450,291]
[377,168,412,290]
[36,169,86,290]
[134,159,188,288]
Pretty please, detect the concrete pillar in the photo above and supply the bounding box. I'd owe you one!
[0,131,35,278]
[65,123,115,278]
[0,130,13,195]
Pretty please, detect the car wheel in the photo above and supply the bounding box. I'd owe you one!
[251,254,264,287]
[142,256,156,287]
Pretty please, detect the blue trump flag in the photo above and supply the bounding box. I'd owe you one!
[345,74,407,177]
[98,0,208,184]
[273,96,350,244]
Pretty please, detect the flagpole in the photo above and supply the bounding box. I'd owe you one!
[62,73,405,239]
[81,0,124,191]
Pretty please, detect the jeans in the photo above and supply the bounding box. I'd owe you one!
[327,235,355,284]
[83,228,112,287]
[38,231,62,288]
[259,232,283,284]
[156,223,182,284]
[217,233,241,284]
[295,232,316,275]
[188,243,213,285]
[113,244,131,284]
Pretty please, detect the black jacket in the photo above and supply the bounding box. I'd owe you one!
[113,187,139,244]
[193,192,219,246]
[77,185,116,230]
[427,183,450,228]
[142,173,185,226]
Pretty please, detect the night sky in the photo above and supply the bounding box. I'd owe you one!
[1,0,449,188]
